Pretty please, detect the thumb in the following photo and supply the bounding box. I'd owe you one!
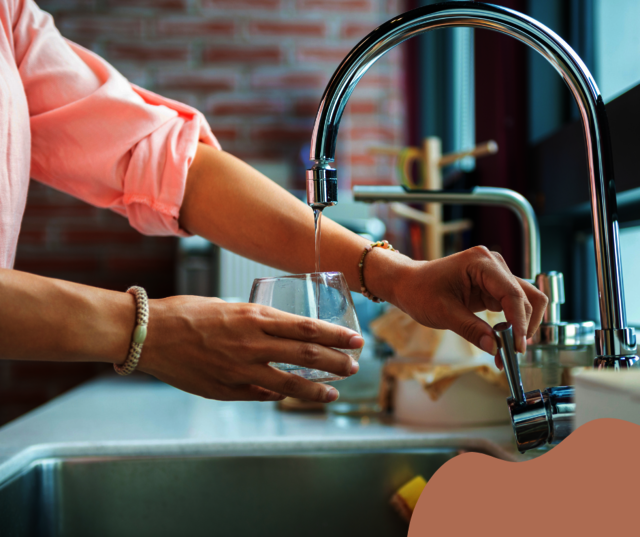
[445,302,498,357]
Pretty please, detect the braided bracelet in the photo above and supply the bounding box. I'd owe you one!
[114,286,149,376]
[358,240,399,303]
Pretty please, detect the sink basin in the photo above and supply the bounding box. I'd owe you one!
[0,445,501,536]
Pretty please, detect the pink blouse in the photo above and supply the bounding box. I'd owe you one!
[0,0,220,269]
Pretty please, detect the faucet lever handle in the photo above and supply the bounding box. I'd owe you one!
[493,322,526,405]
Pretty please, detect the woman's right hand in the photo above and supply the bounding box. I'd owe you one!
[138,296,363,403]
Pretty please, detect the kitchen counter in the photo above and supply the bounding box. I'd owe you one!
[0,375,521,483]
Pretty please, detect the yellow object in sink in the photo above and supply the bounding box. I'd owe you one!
[390,475,428,523]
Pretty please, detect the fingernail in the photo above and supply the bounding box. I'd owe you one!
[350,360,360,375]
[326,387,339,402]
[349,335,364,349]
[480,334,497,355]
[518,336,527,354]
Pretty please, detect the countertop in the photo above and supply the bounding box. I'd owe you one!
[0,375,520,483]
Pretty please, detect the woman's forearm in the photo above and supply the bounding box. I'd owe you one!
[0,268,134,363]
[180,143,405,301]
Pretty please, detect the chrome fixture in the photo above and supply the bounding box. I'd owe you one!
[307,1,638,370]
[532,272,595,348]
[353,185,540,280]
[494,322,574,453]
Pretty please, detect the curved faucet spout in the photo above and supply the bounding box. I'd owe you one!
[307,1,637,364]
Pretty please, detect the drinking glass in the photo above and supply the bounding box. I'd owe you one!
[248,272,362,382]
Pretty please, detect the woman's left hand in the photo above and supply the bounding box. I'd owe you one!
[368,246,548,368]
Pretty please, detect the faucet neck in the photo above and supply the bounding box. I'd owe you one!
[309,1,636,360]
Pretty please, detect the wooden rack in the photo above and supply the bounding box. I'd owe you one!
[369,137,498,260]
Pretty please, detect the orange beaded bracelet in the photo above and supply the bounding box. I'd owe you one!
[358,240,399,303]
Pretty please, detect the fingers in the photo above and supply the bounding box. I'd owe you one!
[475,250,547,354]
[466,248,531,353]
[257,338,359,378]
[224,384,287,402]
[516,277,548,338]
[258,308,364,350]
[254,366,340,403]
[445,301,498,356]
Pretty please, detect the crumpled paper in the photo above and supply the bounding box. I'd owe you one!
[371,307,508,406]
[379,361,510,410]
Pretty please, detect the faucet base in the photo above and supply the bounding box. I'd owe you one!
[508,386,575,453]
[594,355,640,370]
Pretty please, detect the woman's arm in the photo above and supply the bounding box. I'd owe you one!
[181,144,548,359]
[0,268,361,402]
[0,269,134,364]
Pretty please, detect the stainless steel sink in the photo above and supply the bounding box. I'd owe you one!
[0,446,499,536]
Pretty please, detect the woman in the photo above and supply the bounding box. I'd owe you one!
[0,0,547,404]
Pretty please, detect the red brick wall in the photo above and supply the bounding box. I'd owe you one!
[3,0,407,425]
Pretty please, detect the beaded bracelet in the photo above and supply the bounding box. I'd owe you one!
[114,286,149,376]
[358,240,399,303]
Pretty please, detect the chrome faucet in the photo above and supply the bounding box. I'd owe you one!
[306,1,638,370]
[352,185,540,280]
[306,1,639,451]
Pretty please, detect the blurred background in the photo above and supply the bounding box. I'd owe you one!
[4,0,640,424]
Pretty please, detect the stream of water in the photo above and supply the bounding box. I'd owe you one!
[313,208,323,319]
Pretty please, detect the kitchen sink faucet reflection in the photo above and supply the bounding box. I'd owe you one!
[305,1,639,450]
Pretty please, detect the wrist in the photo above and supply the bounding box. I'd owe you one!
[361,246,414,305]
[135,298,169,376]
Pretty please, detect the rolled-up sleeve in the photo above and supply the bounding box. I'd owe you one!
[13,0,219,236]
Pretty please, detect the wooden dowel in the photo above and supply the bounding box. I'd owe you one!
[440,219,474,235]
[391,205,472,235]
[438,140,498,168]
[390,203,437,225]
[368,146,409,156]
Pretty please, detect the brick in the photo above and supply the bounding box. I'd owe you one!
[297,0,373,12]
[252,125,312,142]
[301,97,377,117]
[203,45,282,64]
[341,21,377,40]
[56,16,144,37]
[156,70,236,92]
[207,98,286,116]
[107,43,190,62]
[208,125,239,141]
[202,0,281,9]
[107,0,187,10]
[297,46,352,64]
[156,18,236,37]
[293,99,320,117]
[14,258,101,273]
[249,21,326,38]
[61,229,142,245]
[387,0,403,14]
[347,99,378,114]
[358,73,394,88]
[37,0,96,13]
[350,153,377,166]
[344,126,398,142]
[251,71,328,90]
